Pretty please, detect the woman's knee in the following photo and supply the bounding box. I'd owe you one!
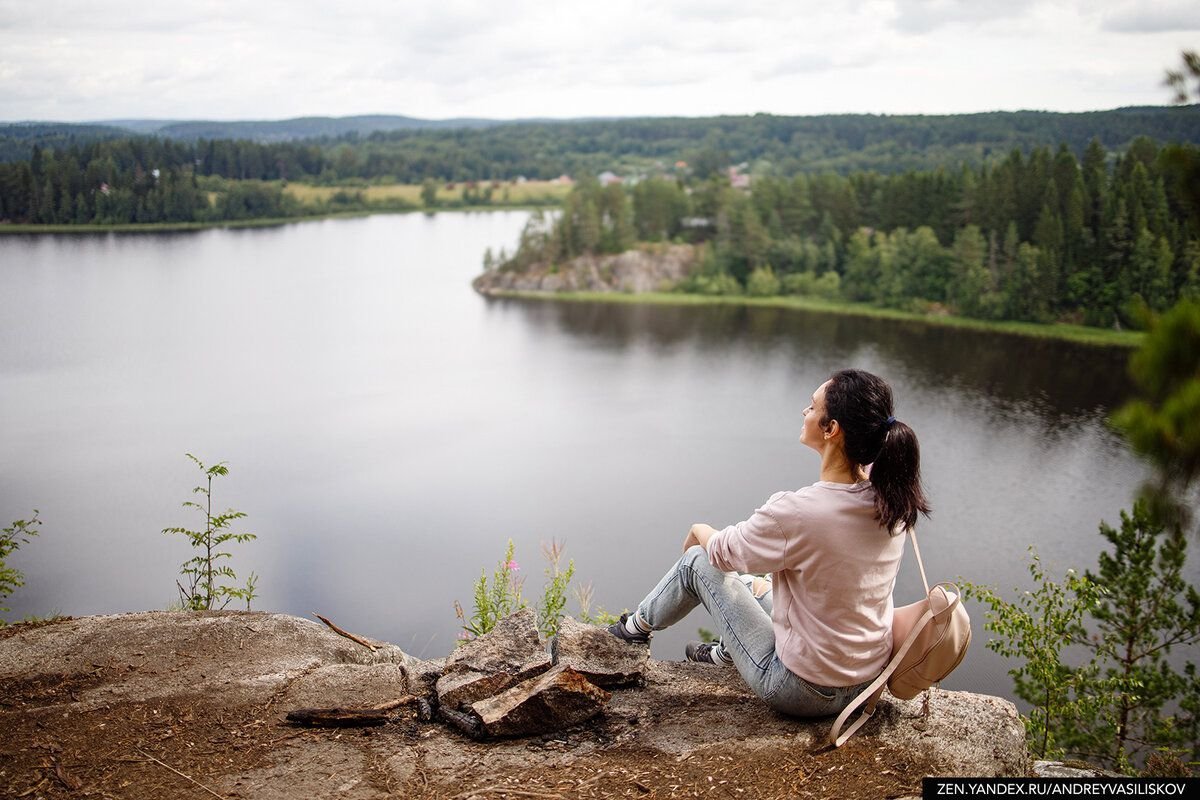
[679,545,715,580]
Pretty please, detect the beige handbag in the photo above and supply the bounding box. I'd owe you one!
[828,528,971,747]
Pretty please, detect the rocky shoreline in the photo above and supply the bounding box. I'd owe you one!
[472,244,699,296]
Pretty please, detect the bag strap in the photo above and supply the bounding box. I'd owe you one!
[827,672,888,747]
[908,527,930,596]
[828,601,936,746]
[827,581,962,747]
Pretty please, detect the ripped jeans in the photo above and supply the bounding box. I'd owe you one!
[635,546,874,718]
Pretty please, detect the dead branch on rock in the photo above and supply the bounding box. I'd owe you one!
[371,695,418,712]
[311,612,378,651]
[286,696,418,728]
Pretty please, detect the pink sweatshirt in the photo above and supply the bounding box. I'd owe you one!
[706,481,905,687]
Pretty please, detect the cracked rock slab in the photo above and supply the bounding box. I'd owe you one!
[468,664,611,739]
[551,615,648,688]
[436,607,551,711]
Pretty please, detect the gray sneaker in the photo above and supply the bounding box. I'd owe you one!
[607,613,650,645]
[685,641,732,665]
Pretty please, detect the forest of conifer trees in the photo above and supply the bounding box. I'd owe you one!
[498,137,1200,330]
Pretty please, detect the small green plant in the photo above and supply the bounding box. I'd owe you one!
[963,548,1107,760]
[538,539,575,638]
[571,580,621,626]
[457,539,628,642]
[162,454,258,611]
[455,539,526,641]
[1,510,42,625]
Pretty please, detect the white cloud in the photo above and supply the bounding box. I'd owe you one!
[1100,1,1200,33]
[888,0,1038,34]
[0,1,1189,121]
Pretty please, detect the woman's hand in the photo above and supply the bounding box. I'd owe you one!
[683,523,717,552]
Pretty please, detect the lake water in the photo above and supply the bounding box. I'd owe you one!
[0,211,1177,703]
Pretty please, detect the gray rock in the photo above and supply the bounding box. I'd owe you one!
[1,612,1033,799]
[473,244,700,296]
[281,662,409,709]
[441,607,549,679]
[873,688,1030,777]
[468,664,611,739]
[551,615,647,688]
[1034,760,1123,778]
[0,610,411,713]
[436,608,551,712]
[436,668,521,709]
[405,656,444,701]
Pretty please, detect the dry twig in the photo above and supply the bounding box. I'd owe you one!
[133,747,226,800]
[449,787,566,800]
[312,613,378,651]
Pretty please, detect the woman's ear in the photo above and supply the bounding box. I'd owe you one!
[824,419,841,440]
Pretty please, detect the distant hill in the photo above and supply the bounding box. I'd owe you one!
[0,122,132,161]
[3,107,1199,175]
[95,119,187,134]
[99,114,508,142]
[0,114,511,162]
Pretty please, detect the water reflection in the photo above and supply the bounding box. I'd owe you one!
[489,297,1134,421]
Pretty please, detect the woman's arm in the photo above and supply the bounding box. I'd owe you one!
[683,523,718,552]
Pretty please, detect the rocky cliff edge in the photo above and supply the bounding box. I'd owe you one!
[0,611,1028,799]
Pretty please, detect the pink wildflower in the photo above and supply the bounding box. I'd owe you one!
[505,560,520,572]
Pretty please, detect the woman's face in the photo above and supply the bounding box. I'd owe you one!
[799,380,833,452]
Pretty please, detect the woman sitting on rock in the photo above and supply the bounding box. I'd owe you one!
[607,368,930,718]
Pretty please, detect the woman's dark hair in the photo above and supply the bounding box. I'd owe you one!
[821,368,931,533]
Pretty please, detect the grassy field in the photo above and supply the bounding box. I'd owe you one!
[283,179,572,207]
[483,289,1146,349]
[0,180,572,234]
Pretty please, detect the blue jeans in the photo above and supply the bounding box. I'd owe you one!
[636,546,874,718]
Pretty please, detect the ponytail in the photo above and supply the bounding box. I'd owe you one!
[869,420,930,532]
[822,369,931,533]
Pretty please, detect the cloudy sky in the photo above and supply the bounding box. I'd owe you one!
[1,0,1197,123]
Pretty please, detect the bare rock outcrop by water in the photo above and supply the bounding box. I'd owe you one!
[472,244,699,295]
[435,608,613,738]
[436,608,553,713]
[551,614,650,689]
[1,611,1029,799]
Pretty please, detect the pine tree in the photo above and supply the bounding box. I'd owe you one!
[1082,138,1109,255]
[1063,183,1087,283]
[1065,502,1200,770]
[73,192,89,224]
[1127,229,1174,313]
[1112,298,1200,527]
[1033,184,1065,311]
[1104,199,1133,325]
